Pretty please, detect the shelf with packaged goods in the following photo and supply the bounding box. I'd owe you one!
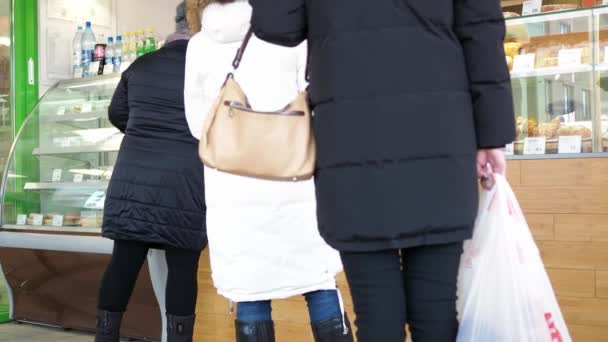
[510,64,594,79]
[23,182,109,191]
[2,224,101,234]
[504,5,596,25]
[39,111,109,124]
[56,74,120,91]
[32,141,122,156]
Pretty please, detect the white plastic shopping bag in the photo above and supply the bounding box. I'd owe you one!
[456,175,571,342]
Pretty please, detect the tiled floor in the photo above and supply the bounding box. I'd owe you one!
[0,322,134,342]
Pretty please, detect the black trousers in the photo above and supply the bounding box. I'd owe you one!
[98,239,203,316]
[341,242,463,342]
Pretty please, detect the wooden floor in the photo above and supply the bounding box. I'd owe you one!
[193,158,608,342]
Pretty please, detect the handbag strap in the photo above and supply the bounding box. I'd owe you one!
[231,27,255,70]
[229,27,310,82]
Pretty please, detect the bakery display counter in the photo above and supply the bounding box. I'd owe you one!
[503,5,608,158]
[0,75,164,341]
[0,75,120,234]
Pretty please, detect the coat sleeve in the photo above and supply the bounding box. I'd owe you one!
[108,72,130,133]
[249,0,308,47]
[184,33,217,140]
[454,0,515,149]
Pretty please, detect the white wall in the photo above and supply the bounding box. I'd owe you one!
[116,0,182,42]
[38,0,182,94]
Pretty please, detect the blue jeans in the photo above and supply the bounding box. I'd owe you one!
[237,290,342,323]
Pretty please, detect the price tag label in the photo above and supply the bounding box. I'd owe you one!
[81,102,93,113]
[73,173,84,183]
[16,214,27,225]
[56,106,66,116]
[524,137,547,155]
[522,0,542,15]
[51,215,64,227]
[505,143,515,156]
[31,214,43,226]
[558,135,582,154]
[558,49,583,67]
[51,169,62,182]
[512,54,536,72]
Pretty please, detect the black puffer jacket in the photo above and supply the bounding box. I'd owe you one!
[102,39,207,251]
[251,0,515,251]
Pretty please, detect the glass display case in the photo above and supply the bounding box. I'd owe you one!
[505,6,608,156]
[0,74,121,234]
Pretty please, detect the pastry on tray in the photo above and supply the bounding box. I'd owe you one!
[541,4,579,13]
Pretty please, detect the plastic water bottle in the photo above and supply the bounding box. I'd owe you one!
[81,21,96,77]
[72,25,83,78]
[129,31,138,61]
[136,30,146,58]
[104,37,114,75]
[114,35,123,73]
[121,33,131,63]
[146,28,157,53]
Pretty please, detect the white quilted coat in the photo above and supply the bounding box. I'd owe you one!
[184,0,343,302]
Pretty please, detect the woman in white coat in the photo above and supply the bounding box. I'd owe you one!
[184,1,352,341]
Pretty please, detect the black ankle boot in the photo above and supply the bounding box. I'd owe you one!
[167,314,196,342]
[94,310,124,342]
[311,314,354,342]
[235,320,275,342]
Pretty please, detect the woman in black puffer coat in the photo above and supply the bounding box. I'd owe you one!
[95,2,206,342]
[250,0,515,341]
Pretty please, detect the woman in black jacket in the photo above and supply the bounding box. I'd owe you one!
[95,2,206,342]
[249,0,515,341]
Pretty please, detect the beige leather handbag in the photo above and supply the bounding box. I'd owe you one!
[198,28,315,181]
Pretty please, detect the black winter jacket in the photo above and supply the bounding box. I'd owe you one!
[251,0,515,251]
[102,40,207,251]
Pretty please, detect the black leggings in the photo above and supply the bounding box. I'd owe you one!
[98,240,202,316]
[341,242,463,342]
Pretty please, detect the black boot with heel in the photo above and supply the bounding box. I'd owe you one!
[167,314,196,342]
[235,320,275,342]
[94,310,124,342]
[311,313,354,342]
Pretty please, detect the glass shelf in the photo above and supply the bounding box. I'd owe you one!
[0,75,121,234]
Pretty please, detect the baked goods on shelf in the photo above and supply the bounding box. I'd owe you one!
[539,119,561,140]
[541,4,579,13]
[81,210,102,228]
[26,213,42,225]
[43,214,55,226]
[515,116,539,138]
[64,213,82,227]
[557,125,592,138]
[504,42,524,70]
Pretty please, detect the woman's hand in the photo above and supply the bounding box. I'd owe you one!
[477,148,506,190]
